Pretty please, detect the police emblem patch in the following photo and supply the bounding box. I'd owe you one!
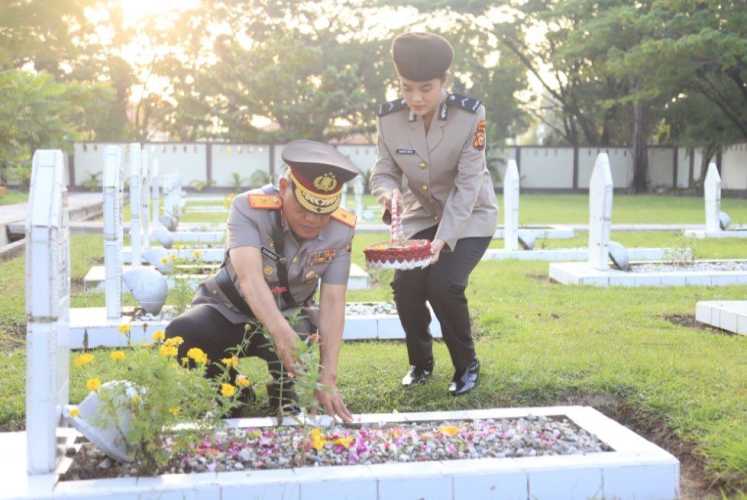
[313,172,338,192]
[473,119,486,151]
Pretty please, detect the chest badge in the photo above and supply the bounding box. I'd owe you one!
[304,270,319,282]
[263,265,274,276]
[310,249,336,265]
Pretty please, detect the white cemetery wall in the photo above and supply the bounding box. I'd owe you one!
[336,145,378,174]
[721,143,747,191]
[73,143,126,188]
[647,147,676,188]
[578,148,633,189]
[693,148,705,182]
[676,148,691,188]
[211,144,271,187]
[272,144,287,182]
[519,147,574,189]
[144,143,207,186]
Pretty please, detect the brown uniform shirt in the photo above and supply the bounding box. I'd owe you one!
[192,186,356,325]
[370,93,498,250]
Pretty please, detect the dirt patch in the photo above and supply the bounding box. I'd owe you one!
[0,322,25,350]
[560,392,734,499]
[664,314,736,336]
[525,272,552,283]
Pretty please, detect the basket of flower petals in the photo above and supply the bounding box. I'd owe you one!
[363,190,432,270]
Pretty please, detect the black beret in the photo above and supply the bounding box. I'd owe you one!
[391,32,454,81]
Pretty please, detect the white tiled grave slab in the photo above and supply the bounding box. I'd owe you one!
[484,247,678,262]
[4,406,679,500]
[550,260,747,287]
[696,300,747,335]
[493,224,575,240]
[683,229,747,239]
[69,302,438,348]
[121,247,226,263]
[84,263,370,291]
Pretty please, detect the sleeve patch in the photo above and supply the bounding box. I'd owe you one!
[248,194,282,210]
[331,207,357,227]
[472,119,486,151]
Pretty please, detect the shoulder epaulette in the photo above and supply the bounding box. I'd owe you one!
[330,207,357,228]
[377,98,408,117]
[247,193,282,210]
[446,93,482,113]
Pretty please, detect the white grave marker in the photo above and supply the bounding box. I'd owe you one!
[704,162,721,233]
[141,148,151,250]
[588,153,613,270]
[128,143,143,266]
[24,150,70,474]
[150,158,160,228]
[354,175,364,219]
[102,146,123,320]
[503,159,520,251]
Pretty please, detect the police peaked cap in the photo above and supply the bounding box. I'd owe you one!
[392,32,454,81]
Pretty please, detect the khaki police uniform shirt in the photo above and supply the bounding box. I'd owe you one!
[192,186,355,325]
[370,93,498,251]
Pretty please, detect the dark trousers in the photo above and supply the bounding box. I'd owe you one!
[392,226,490,374]
[165,304,297,401]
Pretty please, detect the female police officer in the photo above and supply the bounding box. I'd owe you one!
[370,32,498,396]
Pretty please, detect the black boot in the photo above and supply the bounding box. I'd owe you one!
[401,361,434,387]
[448,359,479,396]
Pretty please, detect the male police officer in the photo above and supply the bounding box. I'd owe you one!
[166,140,357,422]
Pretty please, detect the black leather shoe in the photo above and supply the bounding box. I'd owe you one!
[448,359,480,396]
[401,363,434,387]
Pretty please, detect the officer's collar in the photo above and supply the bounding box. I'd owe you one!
[407,90,450,122]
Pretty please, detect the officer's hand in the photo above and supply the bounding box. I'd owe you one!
[272,328,302,378]
[315,380,353,423]
[430,239,446,264]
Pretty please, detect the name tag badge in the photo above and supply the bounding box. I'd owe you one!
[261,246,279,262]
[396,148,416,155]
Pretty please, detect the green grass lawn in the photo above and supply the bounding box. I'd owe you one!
[1,201,747,493]
[0,189,28,205]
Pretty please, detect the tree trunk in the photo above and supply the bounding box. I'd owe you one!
[631,99,649,192]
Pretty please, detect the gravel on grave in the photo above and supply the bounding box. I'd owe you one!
[631,261,747,273]
[345,302,398,315]
[61,416,611,480]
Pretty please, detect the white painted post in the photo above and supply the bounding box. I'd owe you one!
[141,148,151,250]
[25,150,70,474]
[103,146,123,320]
[704,162,721,233]
[354,176,364,219]
[503,159,520,251]
[588,153,613,270]
[128,143,142,266]
[151,158,160,227]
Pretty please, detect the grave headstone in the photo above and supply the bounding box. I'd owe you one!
[704,162,721,233]
[141,149,151,250]
[588,153,613,270]
[150,158,160,228]
[503,159,520,251]
[128,143,143,267]
[24,150,70,474]
[354,176,364,219]
[103,146,123,320]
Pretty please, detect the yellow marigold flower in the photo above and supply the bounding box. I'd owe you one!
[333,436,355,449]
[86,377,101,392]
[159,344,178,358]
[73,352,94,368]
[309,428,326,451]
[160,256,170,265]
[110,351,125,362]
[68,406,80,418]
[169,406,181,417]
[187,347,208,365]
[439,425,460,437]
[192,250,203,260]
[152,330,166,342]
[235,374,251,387]
[169,254,177,262]
[118,323,131,335]
[221,355,239,369]
[164,336,184,347]
[220,383,236,398]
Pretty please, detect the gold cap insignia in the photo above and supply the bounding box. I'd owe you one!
[313,172,338,192]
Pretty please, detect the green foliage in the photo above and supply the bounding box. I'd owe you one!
[248,170,270,189]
